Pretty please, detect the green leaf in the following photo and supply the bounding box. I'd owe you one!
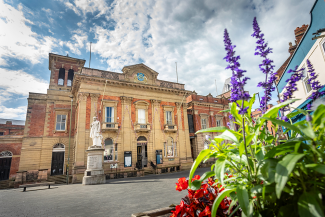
[214,157,226,185]
[211,188,235,217]
[189,171,215,190]
[251,185,274,194]
[312,104,325,127]
[264,142,296,159]
[215,130,239,144]
[239,134,254,156]
[188,149,211,188]
[297,124,316,139]
[196,126,228,134]
[275,153,305,198]
[305,164,325,174]
[237,185,253,217]
[260,99,299,124]
[298,192,324,217]
[189,180,202,190]
[261,159,278,183]
[278,204,297,217]
[248,93,255,120]
[231,102,242,122]
[219,108,231,113]
[261,117,301,135]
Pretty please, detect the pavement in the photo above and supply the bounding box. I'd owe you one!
[0,167,210,217]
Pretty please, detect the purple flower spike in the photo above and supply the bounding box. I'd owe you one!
[227,122,231,128]
[229,114,234,120]
[252,17,276,113]
[223,29,250,114]
[306,59,325,110]
[280,66,304,115]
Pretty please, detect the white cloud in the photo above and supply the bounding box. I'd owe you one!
[0,0,57,66]
[74,0,110,17]
[0,105,27,120]
[64,1,81,16]
[0,68,48,120]
[64,30,88,55]
[91,0,314,102]
[0,68,48,95]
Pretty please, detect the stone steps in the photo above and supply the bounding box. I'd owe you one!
[0,180,10,189]
[47,175,72,184]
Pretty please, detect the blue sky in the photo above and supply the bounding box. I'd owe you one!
[0,0,315,120]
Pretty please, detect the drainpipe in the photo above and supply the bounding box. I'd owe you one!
[67,95,73,184]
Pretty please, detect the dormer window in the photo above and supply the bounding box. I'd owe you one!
[67,69,74,87]
[58,68,65,86]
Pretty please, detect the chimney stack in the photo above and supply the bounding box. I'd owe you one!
[288,24,309,55]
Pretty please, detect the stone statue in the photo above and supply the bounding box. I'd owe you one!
[90,116,103,147]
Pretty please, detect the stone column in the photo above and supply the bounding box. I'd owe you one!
[120,96,133,166]
[151,99,161,164]
[74,92,88,167]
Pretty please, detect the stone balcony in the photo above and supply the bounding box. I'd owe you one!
[102,122,119,132]
[164,124,177,133]
[134,123,151,132]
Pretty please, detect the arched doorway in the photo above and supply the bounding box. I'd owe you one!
[0,151,12,181]
[137,136,147,169]
[51,143,65,176]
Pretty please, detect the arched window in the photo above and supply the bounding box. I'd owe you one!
[164,137,176,157]
[58,68,65,86]
[67,69,74,87]
[104,138,117,162]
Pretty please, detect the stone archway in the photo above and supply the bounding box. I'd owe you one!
[51,143,65,176]
[0,151,12,181]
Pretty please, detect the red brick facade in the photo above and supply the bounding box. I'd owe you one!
[0,121,24,136]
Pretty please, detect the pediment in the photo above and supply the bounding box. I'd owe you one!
[122,63,158,85]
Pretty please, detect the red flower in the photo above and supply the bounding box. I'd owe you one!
[192,175,201,181]
[193,189,205,199]
[176,177,188,192]
[198,206,211,217]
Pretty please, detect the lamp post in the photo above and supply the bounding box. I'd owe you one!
[67,95,73,185]
[255,92,261,105]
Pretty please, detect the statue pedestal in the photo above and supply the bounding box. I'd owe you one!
[82,146,106,185]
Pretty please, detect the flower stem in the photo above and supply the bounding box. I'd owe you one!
[241,99,252,179]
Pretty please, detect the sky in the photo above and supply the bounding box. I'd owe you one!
[0,0,315,120]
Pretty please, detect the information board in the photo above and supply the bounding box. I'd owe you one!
[156,150,163,164]
[124,151,132,167]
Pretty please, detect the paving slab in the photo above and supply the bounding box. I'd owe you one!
[0,167,210,217]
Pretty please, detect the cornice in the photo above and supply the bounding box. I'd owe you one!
[72,74,192,95]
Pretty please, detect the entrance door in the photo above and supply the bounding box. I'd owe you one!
[51,152,64,175]
[0,158,11,181]
[142,144,147,167]
[137,146,142,169]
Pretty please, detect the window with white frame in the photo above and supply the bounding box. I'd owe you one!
[138,109,146,124]
[166,111,172,125]
[302,67,312,93]
[106,107,114,123]
[56,114,66,131]
[164,137,175,157]
[201,118,207,129]
[216,120,221,127]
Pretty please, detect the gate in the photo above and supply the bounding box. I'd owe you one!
[0,157,11,181]
[51,152,64,175]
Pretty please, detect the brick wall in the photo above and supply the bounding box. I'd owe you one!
[85,95,91,129]
[0,143,22,178]
[0,122,24,136]
[27,104,46,137]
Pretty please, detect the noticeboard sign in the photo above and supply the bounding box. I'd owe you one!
[156,150,163,164]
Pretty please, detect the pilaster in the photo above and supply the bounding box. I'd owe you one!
[74,92,88,167]
[120,96,133,164]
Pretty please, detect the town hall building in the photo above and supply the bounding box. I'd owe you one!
[16,53,193,183]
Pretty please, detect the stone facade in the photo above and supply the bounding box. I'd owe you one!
[186,93,230,159]
[18,53,193,183]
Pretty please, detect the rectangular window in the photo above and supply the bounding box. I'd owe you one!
[216,120,221,127]
[201,118,207,129]
[188,114,194,133]
[138,109,146,124]
[166,111,172,125]
[302,67,312,93]
[0,132,3,136]
[106,107,114,123]
[56,114,66,131]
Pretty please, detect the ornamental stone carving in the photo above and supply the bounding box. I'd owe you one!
[0,151,13,157]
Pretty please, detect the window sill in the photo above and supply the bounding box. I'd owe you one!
[104,161,119,163]
[53,130,67,134]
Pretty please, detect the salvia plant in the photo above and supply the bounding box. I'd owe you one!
[306,59,325,110]
[184,17,325,217]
